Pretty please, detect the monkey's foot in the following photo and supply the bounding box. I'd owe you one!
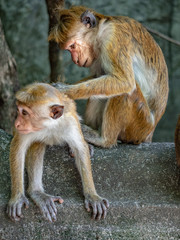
[7,194,29,221]
[29,191,64,222]
[84,195,109,220]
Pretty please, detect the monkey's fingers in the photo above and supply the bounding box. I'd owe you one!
[52,196,64,204]
[7,196,29,222]
[47,196,63,222]
[84,199,91,212]
[40,199,57,223]
[43,196,63,222]
[30,191,63,222]
[42,205,56,222]
[7,205,20,221]
[47,203,57,222]
[103,198,110,209]
[23,197,30,209]
[84,198,109,220]
[16,198,29,217]
[92,201,108,220]
[52,82,70,91]
[101,199,109,219]
[101,202,107,219]
[91,203,98,220]
[15,204,24,219]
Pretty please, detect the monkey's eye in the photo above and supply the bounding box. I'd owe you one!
[70,43,75,49]
[22,109,28,116]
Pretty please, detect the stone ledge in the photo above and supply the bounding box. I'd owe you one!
[0,129,180,239]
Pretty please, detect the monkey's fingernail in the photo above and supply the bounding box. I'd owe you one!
[59,199,64,204]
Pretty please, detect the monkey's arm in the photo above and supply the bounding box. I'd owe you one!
[75,75,95,84]
[69,121,109,220]
[75,145,109,220]
[51,75,94,91]
[26,142,64,223]
[54,73,135,100]
[7,134,29,221]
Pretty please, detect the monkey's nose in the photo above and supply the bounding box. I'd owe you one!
[15,121,20,128]
[15,119,22,129]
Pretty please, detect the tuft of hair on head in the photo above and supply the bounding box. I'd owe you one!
[15,83,57,105]
[48,6,99,47]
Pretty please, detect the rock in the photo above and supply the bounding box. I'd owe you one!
[0,129,179,239]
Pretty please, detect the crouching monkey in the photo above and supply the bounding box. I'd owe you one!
[175,115,180,166]
[49,6,169,148]
[7,83,109,222]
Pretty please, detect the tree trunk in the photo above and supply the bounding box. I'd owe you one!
[175,116,180,166]
[46,0,65,83]
[0,18,19,134]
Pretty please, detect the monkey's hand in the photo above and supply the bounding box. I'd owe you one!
[29,191,64,222]
[7,194,29,221]
[84,194,109,220]
[52,82,70,92]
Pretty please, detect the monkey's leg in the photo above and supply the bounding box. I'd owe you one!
[83,97,123,148]
[81,97,119,148]
[85,98,107,130]
[82,92,154,147]
[26,142,63,222]
[118,88,155,144]
[7,135,29,221]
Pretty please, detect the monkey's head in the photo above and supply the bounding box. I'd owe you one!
[48,6,110,68]
[15,83,65,134]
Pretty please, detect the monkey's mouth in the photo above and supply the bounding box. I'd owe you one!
[18,130,31,135]
[76,58,88,67]
[83,59,88,67]
[17,127,43,134]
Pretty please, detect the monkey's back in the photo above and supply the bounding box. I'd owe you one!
[108,16,169,123]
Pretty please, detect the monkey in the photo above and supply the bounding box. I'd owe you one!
[175,116,180,166]
[48,6,169,148]
[6,83,109,222]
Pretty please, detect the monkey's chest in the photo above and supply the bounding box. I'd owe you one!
[39,128,66,146]
[45,134,65,146]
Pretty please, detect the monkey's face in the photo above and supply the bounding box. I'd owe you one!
[15,102,64,135]
[15,103,44,134]
[63,38,96,68]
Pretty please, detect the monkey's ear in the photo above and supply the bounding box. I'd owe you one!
[81,10,96,28]
[50,105,64,119]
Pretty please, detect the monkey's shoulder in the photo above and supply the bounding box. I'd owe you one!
[111,15,148,36]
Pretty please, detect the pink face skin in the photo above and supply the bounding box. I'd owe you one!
[63,39,95,68]
[15,104,43,134]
